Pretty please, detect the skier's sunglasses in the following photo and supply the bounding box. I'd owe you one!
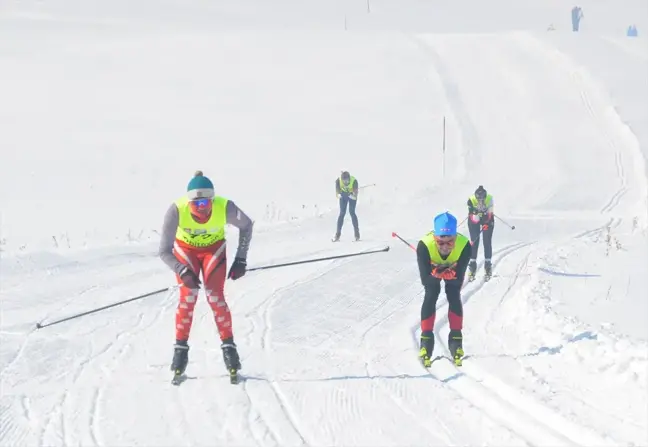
[190,198,211,208]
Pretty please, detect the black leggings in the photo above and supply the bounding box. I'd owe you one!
[421,280,463,323]
[468,220,494,260]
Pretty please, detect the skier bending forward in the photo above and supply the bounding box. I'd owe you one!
[416,212,471,367]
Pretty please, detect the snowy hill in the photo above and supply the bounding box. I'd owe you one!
[1,0,647,446]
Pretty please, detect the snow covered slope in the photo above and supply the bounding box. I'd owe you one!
[1,1,647,446]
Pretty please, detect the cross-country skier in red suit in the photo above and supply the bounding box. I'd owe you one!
[158,170,254,379]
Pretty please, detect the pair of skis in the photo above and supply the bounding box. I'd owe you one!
[467,264,493,283]
[421,352,465,368]
[171,368,241,386]
[467,272,492,282]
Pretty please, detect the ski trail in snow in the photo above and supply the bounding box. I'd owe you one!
[360,282,459,447]
[576,74,627,214]
[248,258,352,446]
[247,244,490,446]
[426,242,616,446]
[409,34,481,171]
[5,287,177,447]
[520,34,647,220]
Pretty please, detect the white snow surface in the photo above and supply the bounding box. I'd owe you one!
[1,0,648,446]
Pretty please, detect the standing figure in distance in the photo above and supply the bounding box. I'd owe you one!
[158,170,254,383]
[333,170,360,242]
[571,6,583,32]
[467,185,495,281]
[417,212,472,367]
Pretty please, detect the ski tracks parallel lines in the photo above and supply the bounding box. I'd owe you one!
[249,258,352,447]
[430,242,613,447]
[432,242,577,445]
[574,71,628,215]
[409,34,481,171]
[360,282,458,446]
[88,388,101,447]
[413,242,539,444]
[364,362,458,447]
[240,380,278,447]
[522,34,634,217]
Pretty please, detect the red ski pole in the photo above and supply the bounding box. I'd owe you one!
[392,232,416,252]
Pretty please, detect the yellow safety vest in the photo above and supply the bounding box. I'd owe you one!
[339,175,356,193]
[420,231,470,265]
[469,194,493,212]
[174,196,228,247]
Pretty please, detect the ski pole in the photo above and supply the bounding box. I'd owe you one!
[391,232,416,252]
[35,286,176,330]
[459,217,467,227]
[359,183,376,189]
[495,214,516,230]
[247,246,390,272]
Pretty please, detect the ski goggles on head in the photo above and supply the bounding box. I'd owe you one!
[434,234,456,248]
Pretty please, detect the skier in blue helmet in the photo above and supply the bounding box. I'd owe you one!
[416,211,472,367]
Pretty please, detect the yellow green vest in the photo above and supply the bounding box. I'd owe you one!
[420,231,470,265]
[469,194,493,211]
[339,175,356,193]
[174,196,228,247]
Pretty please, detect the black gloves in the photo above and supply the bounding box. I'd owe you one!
[179,266,201,289]
[228,257,247,280]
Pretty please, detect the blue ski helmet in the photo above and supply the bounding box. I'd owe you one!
[434,212,457,236]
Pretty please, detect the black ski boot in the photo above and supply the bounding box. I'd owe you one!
[354,230,360,242]
[484,259,492,279]
[448,330,464,366]
[468,260,477,281]
[419,331,435,367]
[170,340,189,384]
[221,338,241,384]
[332,232,340,242]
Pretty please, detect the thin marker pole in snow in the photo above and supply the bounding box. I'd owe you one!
[442,116,446,178]
[367,0,371,13]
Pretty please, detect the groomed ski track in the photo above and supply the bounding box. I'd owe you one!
[1,213,641,446]
[2,4,648,446]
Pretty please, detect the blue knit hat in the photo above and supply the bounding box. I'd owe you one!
[434,212,457,236]
[187,170,214,200]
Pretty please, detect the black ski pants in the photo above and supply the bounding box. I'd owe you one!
[468,220,494,260]
[421,278,463,329]
[336,195,359,236]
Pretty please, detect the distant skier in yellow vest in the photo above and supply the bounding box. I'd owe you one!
[332,171,360,241]
[467,185,495,280]
[416,212,471,367]
[158,171,254,383]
